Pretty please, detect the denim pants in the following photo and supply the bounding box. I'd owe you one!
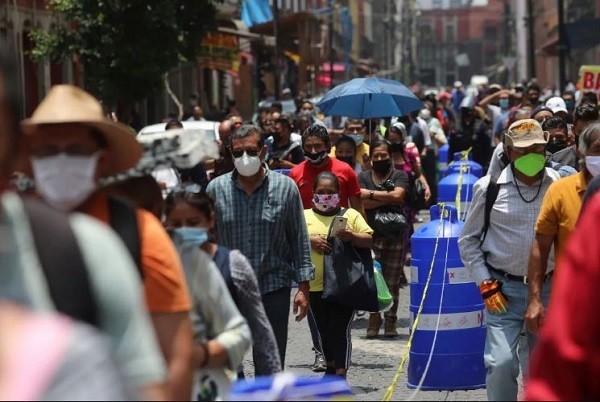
[261,287,291,368]
[484,271,552,401]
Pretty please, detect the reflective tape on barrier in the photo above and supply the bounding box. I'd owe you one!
[410,310,486,331]
[411,266,475,284]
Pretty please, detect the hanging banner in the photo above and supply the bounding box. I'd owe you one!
[579,65,600,93]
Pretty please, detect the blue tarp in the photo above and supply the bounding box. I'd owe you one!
[241,0,273,28]
[566,18,600,50]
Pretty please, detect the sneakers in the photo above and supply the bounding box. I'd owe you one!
[311,351,327,372]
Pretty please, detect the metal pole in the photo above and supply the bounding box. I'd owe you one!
[329,0,335,89]
[503,0,511,86]
[557,0,567,94]
[273,0,281,100]
[527,0,536,79]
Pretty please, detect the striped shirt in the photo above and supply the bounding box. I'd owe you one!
[459,166,560,285]
[206,167,314,295]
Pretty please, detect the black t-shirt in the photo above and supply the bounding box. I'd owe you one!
[271,141,305,164]
[358,169,410,227]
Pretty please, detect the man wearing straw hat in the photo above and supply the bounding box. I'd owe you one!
[0,55,168,398]
[20,85,194,400]
[459,119,559,400]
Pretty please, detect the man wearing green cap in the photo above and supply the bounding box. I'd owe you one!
[458,119,560,401]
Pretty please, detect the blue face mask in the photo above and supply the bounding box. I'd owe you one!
[348,134,364,145]
[172,227,209,249]
[499,99,509,110]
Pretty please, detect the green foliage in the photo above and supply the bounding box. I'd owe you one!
[30,0,220,104]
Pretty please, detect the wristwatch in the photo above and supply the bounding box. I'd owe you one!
[369,190,375,200]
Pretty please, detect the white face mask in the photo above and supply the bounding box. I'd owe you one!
[233,151,262,177]
[31,153,100,211]
[586,155,600,177]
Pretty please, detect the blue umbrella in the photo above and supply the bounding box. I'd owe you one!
[316,77,423,119]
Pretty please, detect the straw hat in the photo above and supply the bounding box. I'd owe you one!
[21,85,142,175]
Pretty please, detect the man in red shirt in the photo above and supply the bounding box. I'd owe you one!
[526,192,600,400]
[290,124,365,215]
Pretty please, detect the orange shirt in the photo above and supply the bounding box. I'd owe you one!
[82,191,191,314]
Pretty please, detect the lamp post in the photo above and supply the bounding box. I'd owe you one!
[329,0,335,89]
[273,0,281,100]
[557,0,567,94]
[527,0,536,79]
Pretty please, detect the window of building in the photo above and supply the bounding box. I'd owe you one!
[450,0,462,8]
[445,23,455,43]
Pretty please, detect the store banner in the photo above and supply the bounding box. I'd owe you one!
[198,32,241,73]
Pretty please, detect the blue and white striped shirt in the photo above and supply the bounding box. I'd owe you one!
[206,168,314,295]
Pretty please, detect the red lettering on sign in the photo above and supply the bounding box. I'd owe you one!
[596,73,600,90]
[584,72,595,90]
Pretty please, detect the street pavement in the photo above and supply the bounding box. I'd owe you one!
[242,211,528,401]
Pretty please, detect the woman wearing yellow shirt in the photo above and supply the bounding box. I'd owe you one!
[304,171,373,379]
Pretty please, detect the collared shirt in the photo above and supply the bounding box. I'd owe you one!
[459,166,560,284]
[536,170,588,261]
[206,167,314,295]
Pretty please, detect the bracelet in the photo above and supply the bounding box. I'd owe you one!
[369,190,375,200]
[199,342,210,368]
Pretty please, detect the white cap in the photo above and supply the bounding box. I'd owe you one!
[391,122,407,135]
[454,81,463,88]
[545,96,568,115]
[419,109,431,120]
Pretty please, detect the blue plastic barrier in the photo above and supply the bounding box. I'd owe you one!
[408,205,486,391]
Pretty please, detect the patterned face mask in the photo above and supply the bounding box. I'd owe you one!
[312,193,340,212]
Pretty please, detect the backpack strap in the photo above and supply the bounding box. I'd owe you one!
[213,246,238,303]
[108,196,143,280]
[22,197,99,327]
[480,175,500,247]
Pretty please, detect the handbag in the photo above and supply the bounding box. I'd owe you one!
[322,209,379,312]
[372,206,409,237]
[408,177,427,211]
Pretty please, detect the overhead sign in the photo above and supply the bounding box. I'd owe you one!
[579,65,600,92]
[198,32,241,72]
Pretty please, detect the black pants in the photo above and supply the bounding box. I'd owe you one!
[262,287,291,368]
[309,292,355,370]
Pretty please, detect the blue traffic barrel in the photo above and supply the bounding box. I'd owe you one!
[446,152,483,178]
[437,166,478,220]
[408,205,486,391]
[228,374,353,400]
[273,169,291,176]
[437,144,449,177]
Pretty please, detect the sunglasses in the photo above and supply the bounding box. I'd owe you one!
[231,148,261,158]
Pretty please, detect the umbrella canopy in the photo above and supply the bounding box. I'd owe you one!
[316,77,423,119]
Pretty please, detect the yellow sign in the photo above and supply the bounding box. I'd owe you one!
[579,65,600,92]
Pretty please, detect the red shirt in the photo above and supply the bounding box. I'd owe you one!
[289,157,361,209]
[526,193,600,401]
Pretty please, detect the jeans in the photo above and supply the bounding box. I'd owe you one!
[484,271,552,401]
[261,287,291,368]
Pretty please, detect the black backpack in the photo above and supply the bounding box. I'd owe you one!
[23,197,99,327]
[23,196,143,327]
[480,174,501,247]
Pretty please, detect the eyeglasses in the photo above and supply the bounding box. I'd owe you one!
[511,145,546,155]
[31,144,101,158]
[231,148,261,158]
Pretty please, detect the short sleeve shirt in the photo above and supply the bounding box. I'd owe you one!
[535,170,587,261]
[290,158,362,209]
[83,192,191,314]
[358,169,410,226]
[303,208,373,292]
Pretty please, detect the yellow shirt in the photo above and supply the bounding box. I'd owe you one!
[330,142,370,165]
[535,170,588,260]
[304,208,373,292]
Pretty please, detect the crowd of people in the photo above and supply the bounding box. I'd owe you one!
[3,40,600,400]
